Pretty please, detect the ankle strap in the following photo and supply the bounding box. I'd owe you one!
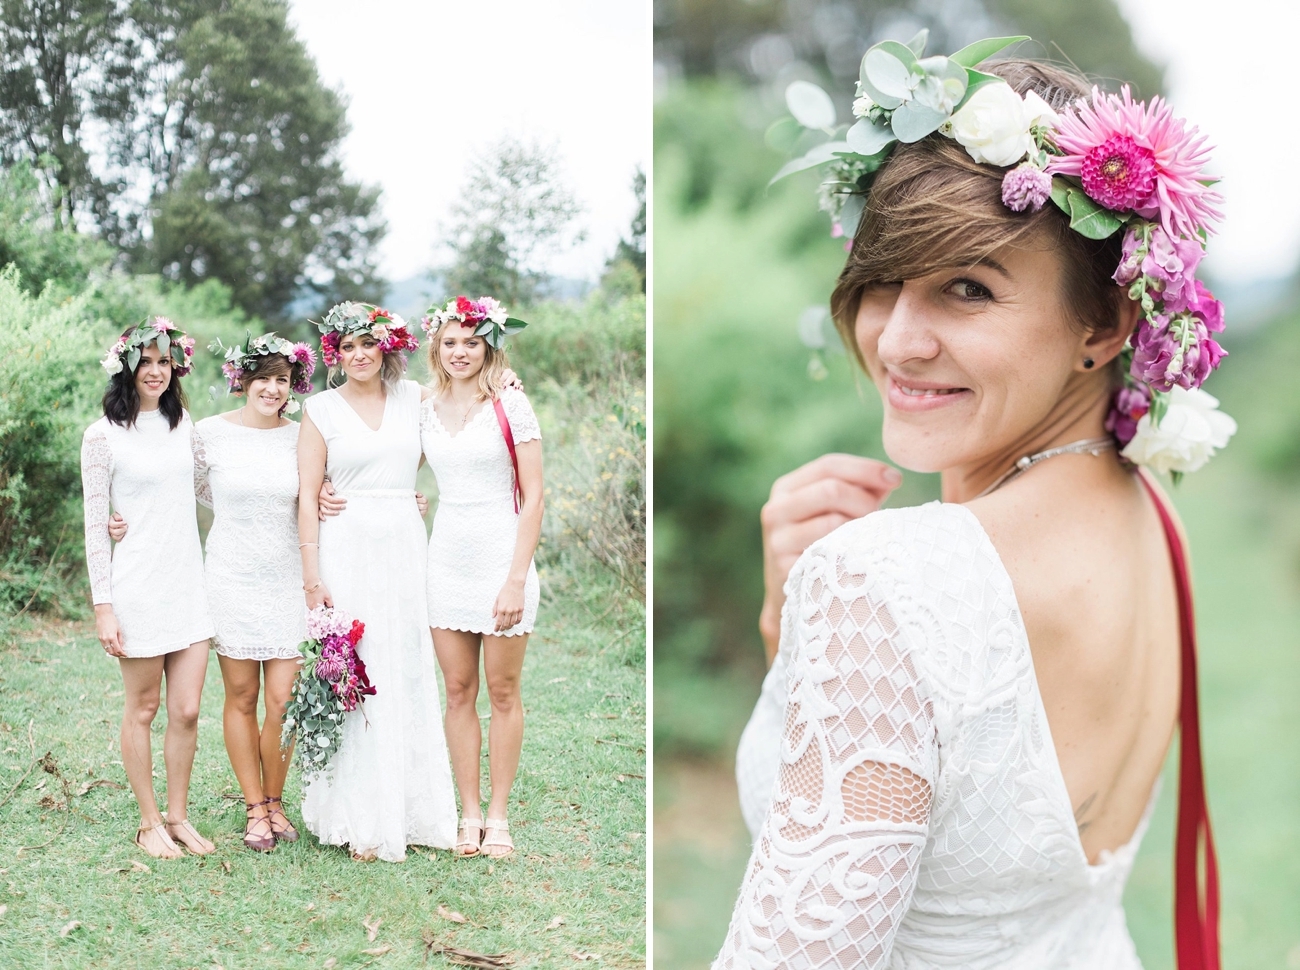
[246,798,270,810]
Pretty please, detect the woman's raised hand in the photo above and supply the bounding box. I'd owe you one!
[94,604,127,657]
[318,480,347,519]
[500,368,523,391]
[492,579,526,632]
[108,513,128,542]
[759,454,902,663]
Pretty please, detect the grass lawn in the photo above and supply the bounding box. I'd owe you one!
[0,571,645,970]
[652,454,1300,970]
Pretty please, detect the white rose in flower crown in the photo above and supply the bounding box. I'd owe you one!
[950,82,1038,167]
[101,353,123,376]
[1121,386,1237,475]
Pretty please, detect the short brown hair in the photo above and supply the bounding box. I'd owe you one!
[830,60,1126,367]
[236,352,292,392]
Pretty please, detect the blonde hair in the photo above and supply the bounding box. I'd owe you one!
[425,319,510,401]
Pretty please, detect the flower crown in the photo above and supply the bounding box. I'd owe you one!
[100,317,196,378]
[777,31,1236,475]
[315,302,420,367]
[209,331,317,414]
[421,295,528,349]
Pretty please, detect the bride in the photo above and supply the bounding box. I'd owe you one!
[719,42,1232,969]
[296,302,457,861]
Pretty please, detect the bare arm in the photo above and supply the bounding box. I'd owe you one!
[297,410,332,610]
[492,439,544,632]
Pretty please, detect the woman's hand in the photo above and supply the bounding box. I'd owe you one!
[305,583,333,611]
[759,454,902,663]
[492,579,526,632]
[500,368,523,391]
[108,513,128,542]
[415,491,429,516]
[318,480,347,519]
[95,604,127,658]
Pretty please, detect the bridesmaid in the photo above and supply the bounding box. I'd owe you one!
[419,297,544,858]
[81,318,215,859]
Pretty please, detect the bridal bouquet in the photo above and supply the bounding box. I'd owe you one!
[282,606,376,775]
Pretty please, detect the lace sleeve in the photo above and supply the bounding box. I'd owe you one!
[192,423,213,509]
[715,539,937,970]
[80,427,114,605]
[503,389,541,444]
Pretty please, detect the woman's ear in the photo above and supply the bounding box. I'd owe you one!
[1079,296,1141,372]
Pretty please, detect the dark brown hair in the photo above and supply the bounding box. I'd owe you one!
[235,352,294,392]
[829,60,1126,366]
[102,327,188,430]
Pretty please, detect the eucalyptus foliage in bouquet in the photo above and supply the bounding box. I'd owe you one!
[281,606,375,777]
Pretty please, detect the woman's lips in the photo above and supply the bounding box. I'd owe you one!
[886,375,971,412]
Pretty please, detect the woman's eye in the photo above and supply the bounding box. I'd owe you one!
[946,279,992,301]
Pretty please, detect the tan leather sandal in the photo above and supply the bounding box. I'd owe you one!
[135,821,183,860]
[162,814,215,855]
[481,818,513,859]
[455,817,484,857]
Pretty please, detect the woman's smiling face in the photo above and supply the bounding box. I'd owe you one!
[854,242,1094,474]
[133,343,172,405]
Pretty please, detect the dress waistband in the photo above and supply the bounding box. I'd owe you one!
[336,488,416,498]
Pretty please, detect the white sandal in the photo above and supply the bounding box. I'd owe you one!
[456,817,484,857]
[481,818,513,859]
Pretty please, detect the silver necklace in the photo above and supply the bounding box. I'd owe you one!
[977,436,1115,498]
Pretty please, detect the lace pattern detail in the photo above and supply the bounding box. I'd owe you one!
[192,426,213,509]
[501,386,541,444]
[723,504,1153,970]
[80,427,114,605]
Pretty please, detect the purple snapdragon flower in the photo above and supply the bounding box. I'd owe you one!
[1141,226,1203,308]
[1105,384,1152,447]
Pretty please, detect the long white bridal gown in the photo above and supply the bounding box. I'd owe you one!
[722,503,1157,969]
[300,379,457,861]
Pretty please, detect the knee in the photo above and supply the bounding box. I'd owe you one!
[486,677,521,714]
[125,693,161,725]
[262,688,289,722]
[225,684,260,717]
[169,700,201,731]
[444,675,479,710]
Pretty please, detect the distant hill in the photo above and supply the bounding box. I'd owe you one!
[386,273,596,321]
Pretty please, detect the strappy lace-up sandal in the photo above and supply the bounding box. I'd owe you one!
[135,821,183,860]
[265,795,299,843]
[455,816,484,858]
[243,799,275,853]
[163,813,216,855]
[481,818,513,859]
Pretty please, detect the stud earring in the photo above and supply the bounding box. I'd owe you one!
[1083,357,1095,369]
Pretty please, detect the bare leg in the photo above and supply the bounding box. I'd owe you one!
[433,628,484,820]
[161,641,214,853]
[217,655,266,805]
[261,658,301,840]
[482,632,529,822]
[118,656,179,857]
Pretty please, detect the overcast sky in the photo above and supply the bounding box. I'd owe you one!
[1116,0,1300,283]
[288,0,649,286]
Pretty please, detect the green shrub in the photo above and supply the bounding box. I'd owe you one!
[0,163,112,299]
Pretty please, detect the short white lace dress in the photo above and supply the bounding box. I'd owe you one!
[299,380,457,861]
[419,387,541,637]
[80,409,214,658]
[194,415,304,661]
[720,503,1154,970]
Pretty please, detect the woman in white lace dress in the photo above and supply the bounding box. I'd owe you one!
[718,52,1230,968]
[417,297,544,859]
[296,303,458,862]
[81,318,215,859]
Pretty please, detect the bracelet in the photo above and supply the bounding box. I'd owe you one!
[298,542,318,548]
[303,580,322,593]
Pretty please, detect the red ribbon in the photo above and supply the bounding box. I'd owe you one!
[1137,472,1220,970]
[492,397,522,514]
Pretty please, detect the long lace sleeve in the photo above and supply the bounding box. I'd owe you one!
[192,422,213,509]
[80,427,114,605]
[715,536,938,970]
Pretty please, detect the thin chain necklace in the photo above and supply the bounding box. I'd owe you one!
[445,393,479,431]
[976,436,1116,498]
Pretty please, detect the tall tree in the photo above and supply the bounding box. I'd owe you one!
[441,139,583,307]
[0,0,134,230]
[607,166,646,292]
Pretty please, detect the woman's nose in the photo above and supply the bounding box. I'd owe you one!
[874,284,941,366]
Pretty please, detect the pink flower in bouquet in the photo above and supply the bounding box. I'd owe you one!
[1049,86,1223,239]
[316,654,346,683]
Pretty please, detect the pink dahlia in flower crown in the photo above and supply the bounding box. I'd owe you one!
[282,606,376,776]
[1048,86,1223,240]
[315,301,420,365]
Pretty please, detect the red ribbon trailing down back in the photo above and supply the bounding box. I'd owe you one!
[1138,472,1220,970]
